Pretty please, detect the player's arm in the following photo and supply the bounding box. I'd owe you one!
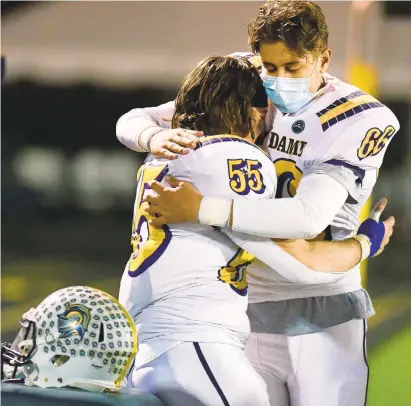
[274,238,363,273]
[272,213,393,273]
[222,199,393,283]
[116,102,202,158]
[224,231,347,284]
[115,52,254,157]
[116,101,174,151]
[146,172,349,239]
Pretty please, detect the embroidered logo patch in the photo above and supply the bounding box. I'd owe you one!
[292,120,305,134]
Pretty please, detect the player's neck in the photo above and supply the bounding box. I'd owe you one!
[317,74,326,92]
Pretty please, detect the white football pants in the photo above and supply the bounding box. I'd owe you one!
[129,341,270,406]
[245,319,369,406]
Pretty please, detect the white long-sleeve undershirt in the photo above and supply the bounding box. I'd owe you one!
[223,229,346,285]
[231,173,349,239]
[116,102,175,152]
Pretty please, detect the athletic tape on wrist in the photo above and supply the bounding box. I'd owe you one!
[353,235,371,261]
[369,208,382,222]
[198,197,232,228]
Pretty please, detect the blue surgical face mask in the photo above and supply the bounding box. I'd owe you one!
[262,59,319,114]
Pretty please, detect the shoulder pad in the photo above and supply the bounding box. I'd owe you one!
[316,90,384,132]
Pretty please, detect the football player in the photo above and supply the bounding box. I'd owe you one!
[115,2,398,405]
[118,55,392,406]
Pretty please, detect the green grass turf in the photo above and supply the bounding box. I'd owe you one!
[368,327,411,406]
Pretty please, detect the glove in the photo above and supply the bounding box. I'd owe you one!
[357,219,385,257]
[355,198,387,259]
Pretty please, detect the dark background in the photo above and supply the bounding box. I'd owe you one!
[1,2,410,404]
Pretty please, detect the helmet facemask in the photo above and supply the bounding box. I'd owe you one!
[2,317,37,381]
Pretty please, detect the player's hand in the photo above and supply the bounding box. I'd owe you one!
[144,177,203,226]
[357,198,395,257]
[148,129,203,160]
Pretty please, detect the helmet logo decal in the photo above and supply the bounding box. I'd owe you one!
[57,304,91,341]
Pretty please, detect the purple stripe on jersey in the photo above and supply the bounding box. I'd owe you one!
[319,101,384,132]
[194,136,262,152]
[325,159,366,181]
[128,224,172,278]
[128,165,172,278]
[316,90,367,117]
[155,165,170,181]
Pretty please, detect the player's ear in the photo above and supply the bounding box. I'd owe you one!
[320,49,332,73]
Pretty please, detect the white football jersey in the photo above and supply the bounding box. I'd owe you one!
[119,135,277,362]
[239,55,400,302]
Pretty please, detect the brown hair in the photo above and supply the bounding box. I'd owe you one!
[172,56,264,138]
[248,1,328,56]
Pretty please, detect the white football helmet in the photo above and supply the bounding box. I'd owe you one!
[1,286,137,390]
